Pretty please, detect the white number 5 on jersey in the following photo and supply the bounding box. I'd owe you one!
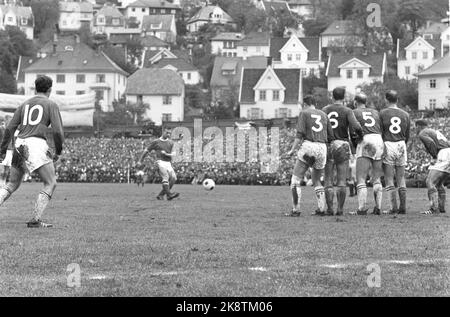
[311,114,323,132]
[362,112,376,127]
[23,104,44,126]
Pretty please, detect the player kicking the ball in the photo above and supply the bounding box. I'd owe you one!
[349,93,384,215]
[285,95,334,217]
[137,126,179,201]
[0,75,64,228]
[380,90,411,215]
[415,120,449,215]
[323,87,363,216]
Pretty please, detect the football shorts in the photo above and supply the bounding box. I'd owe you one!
[136,170,145,177]
[297,141,327,170]
[356,134,384,161]
[383,141,407,167]
[157,160,177,183]
[328,140,351,164]
[0,150,13,167]
[13,137,53,173]
[429,148,450,174]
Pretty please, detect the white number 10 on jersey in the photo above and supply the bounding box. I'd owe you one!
[23,104,44,126]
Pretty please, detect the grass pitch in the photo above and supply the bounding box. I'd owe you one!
[0,183,449,296]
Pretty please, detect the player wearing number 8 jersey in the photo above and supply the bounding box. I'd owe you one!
[350,93,384,216]
[380,90,410,215]
[322,87,363,216]
[0,75,64,228]
[285,95,334,217]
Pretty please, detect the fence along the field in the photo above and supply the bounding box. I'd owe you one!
[0,92,95,127]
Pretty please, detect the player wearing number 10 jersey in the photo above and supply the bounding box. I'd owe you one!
[0,75,64,228]
[350,93,384,216]
[380,90,411,215]
[286,95,334,217]
[323,87,363,216]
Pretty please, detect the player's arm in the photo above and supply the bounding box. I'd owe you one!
[0,106,21,159]
[287,113,305,156]
[419,134,439,159]
[326,116,335,144]
[405,115,411,144]
[347,110,363,139]
[138,142,155,163]
[50,104,65,159]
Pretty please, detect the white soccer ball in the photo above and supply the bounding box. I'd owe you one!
[202,179,215,191]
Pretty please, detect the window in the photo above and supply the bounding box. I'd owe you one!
[98,17,105,24]
[287,54,292,61]
[163,96,172,105]
[405,66,410,75]
[187,73,191,80]
[142,8,145,12]
[296,54,301,61]
[137,95,143,103]
[412,51,417,59]
[423,51,428,59]
[76,74,85,83]
[259,90,266,101]
[95,90,104,101]
[21,18,27,25]
[56,91,65,95]
[56,75,65,83]
[76,90,85,95]
[132,8,135,12]
[301,69,308,77]
[256,46,261,53]
[430,99,436,109]
[430,79,436,88]
[357,70,363,79]
[162,113,172,121]
[233,52,237,57]
[278,108,289,118]
[96,74,105,83]
[346,70,353,79]
[250,108,261,119]
[273,90,280,101]
[7,17,13,23]
[112,18,120,25]
[161,9,166,14]
[243,46,248,52]
[448,78,450,88]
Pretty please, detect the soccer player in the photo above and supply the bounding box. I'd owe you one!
[323,87,363,216]
[380,90,411,214]
[0,75,64,228]
[350,93,384,215]
[415,120,450,214]
[135,162,146,187]
[285,95,334,216]
[137,127,179,201]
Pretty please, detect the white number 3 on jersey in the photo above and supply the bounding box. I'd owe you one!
[311,115,323,132]
[23,104,44,126]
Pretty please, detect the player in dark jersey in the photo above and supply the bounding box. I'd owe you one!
[135,162,147,187]
[0,75,64,228]
[137,126,179,200]
[415,120,450,214]
[285,95,334,216]
[379,90,411,215]
[323,87,363,216]
[349,93,384,215]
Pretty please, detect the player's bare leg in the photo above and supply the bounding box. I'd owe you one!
[312,168,326,215]
[324,160,335,215]
[287,160,308,217]
[354,157,371,215]
[383,164,398,214]
[0,166,24,207]
[371,160,383,215]
[396,166,407,214]
[167,174,179,201]
[335,161,349,216]
[27,162,57,228]
[438,183,447,213]
[423,170,448,214]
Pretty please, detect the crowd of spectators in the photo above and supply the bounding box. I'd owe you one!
[25,114,449,187]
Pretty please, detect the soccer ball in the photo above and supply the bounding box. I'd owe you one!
[202,179,215,191]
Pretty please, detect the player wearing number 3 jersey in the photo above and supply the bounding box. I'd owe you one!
[380,90,411,215]
[0,75,64,228]
[285,95,334,217]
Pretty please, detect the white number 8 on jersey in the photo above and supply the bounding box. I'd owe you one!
[23,104,44,126]
[389,117,402,134]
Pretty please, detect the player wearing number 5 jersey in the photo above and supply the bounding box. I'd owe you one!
[0,75,64,228]
[323,87,363,216]
[285,95,334,217]
[380,90,410,215]
[350,93,384,216]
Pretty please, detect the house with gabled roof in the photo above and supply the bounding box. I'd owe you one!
[0,2,34,39]
[270,35,323,77]
[125,68,185,124]
[92,3,126,37]
[125,0,181,27]
[418,55,450,110]
[326,52,387,95]
[141,47,184,67]
[186,4,234,33]
[239,66,302,119]
[142,14,177,43]
[150,58,201,85]
[236,31,271,58]
[59,1,93,32]
[320,20,364,50]
[397,36,443,80]
[210,32,244,57]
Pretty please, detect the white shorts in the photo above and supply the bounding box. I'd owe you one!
[297,140,327,170]
[157,160,176,183]
[429,148,450,174]
[13,137,53,173]
[136,170,145,177]
[356,134,384,161]
[1,150,13,167]
[383,141,407,167]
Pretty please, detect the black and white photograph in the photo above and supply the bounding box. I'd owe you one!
[0,0,449,300]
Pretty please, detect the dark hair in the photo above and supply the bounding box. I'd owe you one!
[415,120,428,127]
[303,95,316,106]
[333,87,346,101]
[385,90,398,103]
[354,93,367,105]
[35,75,53,93]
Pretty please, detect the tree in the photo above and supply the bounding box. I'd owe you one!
[340,0,355,19]
[397,0,427,39]
[4,26,35,57]
[30,0,60,41]
[125,102,150,125]
[0,69,17,94]
[302,18,330,37]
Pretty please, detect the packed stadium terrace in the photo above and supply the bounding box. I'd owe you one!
[44,115,449,187]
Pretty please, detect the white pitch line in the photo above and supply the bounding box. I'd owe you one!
[319,258,450,269]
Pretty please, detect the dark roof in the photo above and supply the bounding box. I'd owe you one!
[398,37,442,60]
[126,68,184,95]
[110,33,141,45]
[187,5,233,23]
[211,32,244,41]
[327,53,385,77]
[128,0,181,9]
[151,58,198,72]
[24,42,128,75]
[141,35,169,48]
[210,56,268,88]
[142,14,175,32]
[240,68,301,104]
[322,20,362,36]
[236,32,270,46]
[419,54,450,76]
[270,36,320,61]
